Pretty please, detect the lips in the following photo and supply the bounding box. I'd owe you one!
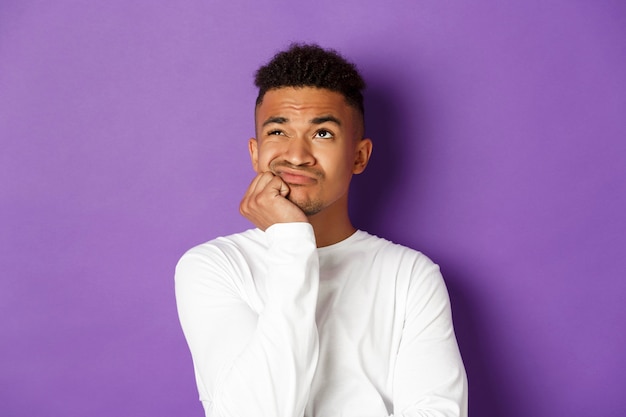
[276,169,318,185]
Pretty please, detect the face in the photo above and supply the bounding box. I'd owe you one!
[249,87,372,216]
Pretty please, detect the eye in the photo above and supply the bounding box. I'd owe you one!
[267,129,285,136]
[314,129,334,139]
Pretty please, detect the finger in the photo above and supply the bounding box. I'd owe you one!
[242,171,272,200]
[251,172,289,200]
[240,172,282,216]
[240,173,265,214]
[268,175,290,197]
[250,171,276,195]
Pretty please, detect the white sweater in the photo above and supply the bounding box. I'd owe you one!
[175,223,468,417]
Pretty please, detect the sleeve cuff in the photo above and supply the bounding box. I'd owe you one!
[265,222,316,246]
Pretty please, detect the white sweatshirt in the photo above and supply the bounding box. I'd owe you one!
[175,223,468,417]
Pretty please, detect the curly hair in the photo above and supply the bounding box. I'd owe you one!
[254,43,366,116]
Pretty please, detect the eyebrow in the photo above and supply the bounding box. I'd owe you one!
[310,115,342,126]
[262,116,288,127]
[261,115,343,127]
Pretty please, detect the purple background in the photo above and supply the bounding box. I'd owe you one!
[1,1,625,416]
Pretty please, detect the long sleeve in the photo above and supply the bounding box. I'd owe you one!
[392,261,468,417]
[175,223,320,417]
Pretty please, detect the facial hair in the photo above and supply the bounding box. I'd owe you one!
[287,190,323,216]
[270,160,325,216]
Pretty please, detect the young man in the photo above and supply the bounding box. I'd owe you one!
[175,44,468,417]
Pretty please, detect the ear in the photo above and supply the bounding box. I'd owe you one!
[248,138,260,173]
[353,138,373,174]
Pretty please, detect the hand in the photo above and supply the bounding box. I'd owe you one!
[239,172,308,230]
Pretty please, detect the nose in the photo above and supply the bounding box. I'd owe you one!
[284,137,315,166]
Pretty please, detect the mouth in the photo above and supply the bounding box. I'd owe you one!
[276,169,318,185]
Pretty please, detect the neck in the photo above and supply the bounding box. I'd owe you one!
[307,199,355,248]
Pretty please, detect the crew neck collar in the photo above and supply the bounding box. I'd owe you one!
[316,229,367,254]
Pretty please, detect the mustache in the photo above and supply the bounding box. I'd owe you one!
[269,161,324,180]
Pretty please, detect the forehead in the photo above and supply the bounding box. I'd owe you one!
[255,87,354,121]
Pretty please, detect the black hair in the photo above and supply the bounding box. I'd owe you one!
[254,43,366,116]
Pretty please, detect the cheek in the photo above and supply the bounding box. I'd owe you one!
[322,153,355,180]
[256,147,279,170]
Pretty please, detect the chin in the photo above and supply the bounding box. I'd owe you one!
[288,195,323,216]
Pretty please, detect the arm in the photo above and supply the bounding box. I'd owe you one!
[175,223,319,417]
[176,172,319,417]
[392,261,468,417]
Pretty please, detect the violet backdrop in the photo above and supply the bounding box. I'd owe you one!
[1,1,624,416]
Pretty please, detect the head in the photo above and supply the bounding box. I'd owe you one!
[255,43,366,135]
[249,44,372,219]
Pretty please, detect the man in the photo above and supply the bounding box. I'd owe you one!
[175,44,468,417]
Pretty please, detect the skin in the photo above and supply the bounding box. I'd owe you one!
[240,86,373,247]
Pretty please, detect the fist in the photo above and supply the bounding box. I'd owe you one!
[239,172,308,230]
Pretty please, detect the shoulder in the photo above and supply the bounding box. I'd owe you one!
[355,231,447,298]
[177,223,315,269]
[180,228,264,257]
[175,223,316,284]
[355,231,439,273]
[175,228,264,285]
[357,233,454,318]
